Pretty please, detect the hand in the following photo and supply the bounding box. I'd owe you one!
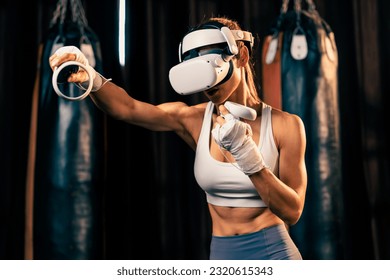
[49,46,95,83]
[212,104,248,150]
[49,46,110,92]
[211,104,268,175]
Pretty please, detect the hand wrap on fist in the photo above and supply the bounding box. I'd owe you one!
[211,114,268,175]
[53,46,110,92]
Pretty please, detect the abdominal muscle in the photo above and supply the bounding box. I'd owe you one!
[208,204,284,236]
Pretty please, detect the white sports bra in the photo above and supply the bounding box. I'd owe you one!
[194,101,279,207]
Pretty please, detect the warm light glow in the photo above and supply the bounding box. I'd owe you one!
[119,0,126,66]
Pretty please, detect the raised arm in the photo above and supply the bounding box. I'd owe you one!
[49,46,188,133]
[250,112,307,225]
[213,105,307,225]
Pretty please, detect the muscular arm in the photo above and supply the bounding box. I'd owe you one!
[90,82,182,131]
[49,48,202,149]
[250,112,307,225]
[90,82,203,150]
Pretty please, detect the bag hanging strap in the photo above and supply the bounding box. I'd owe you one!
[302,0,337,62]
[290,0,308,60]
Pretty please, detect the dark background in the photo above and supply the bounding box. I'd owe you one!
[1,0,389,260]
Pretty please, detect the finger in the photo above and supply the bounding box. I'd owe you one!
[67,70,89,83]
[222,114,235,122]
[219,104,229,116]
[49,54,59,70]
[49,53,77,70]
[215,114,226,125]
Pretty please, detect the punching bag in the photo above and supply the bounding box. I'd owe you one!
[26,0,106,259]
[262,0,344,259]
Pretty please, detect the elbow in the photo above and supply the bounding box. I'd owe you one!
[274,202,304,226]
[286,200,305,225]
[284,194,305,226]
[285,208,303,226]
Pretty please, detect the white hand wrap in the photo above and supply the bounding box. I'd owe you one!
[54,46,110,92]
[211,114,268,175]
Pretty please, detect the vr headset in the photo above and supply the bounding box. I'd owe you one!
[169,21,254,95]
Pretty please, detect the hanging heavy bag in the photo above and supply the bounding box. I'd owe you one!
[261,0,344,260]
[30,0,106,259]
[261,32,283,109]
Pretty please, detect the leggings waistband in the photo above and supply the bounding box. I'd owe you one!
[210,224,302,260]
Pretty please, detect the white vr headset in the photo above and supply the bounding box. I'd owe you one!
[169,22,254,95]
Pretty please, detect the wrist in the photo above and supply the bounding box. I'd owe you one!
[231,136,269,175]
[78,68,111,92]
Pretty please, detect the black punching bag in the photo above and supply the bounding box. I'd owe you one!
[262,0,344,259]
[31,0,105,259]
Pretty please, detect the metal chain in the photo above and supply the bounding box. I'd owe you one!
[294,0,302,12]
[281,0,290,14]
[49,0,88,29]
[50,0,67,27]
[280,0,318,14]
[294,0,302,26]
[305,0,317,12]
[70,0,88,26]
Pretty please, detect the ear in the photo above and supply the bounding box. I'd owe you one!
[237,45,249,67]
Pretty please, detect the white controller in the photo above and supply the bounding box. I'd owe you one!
[52,61,94,101]
[224,101,257,121]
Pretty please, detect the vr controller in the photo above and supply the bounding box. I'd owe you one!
[224,101,257,121]
[52,61,94,101]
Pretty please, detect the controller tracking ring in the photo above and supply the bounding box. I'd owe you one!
[52,61,94,101]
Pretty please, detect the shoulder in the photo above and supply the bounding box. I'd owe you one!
[272,108,304,129]
[157,101,209,149]
[159,100,209,131]
[157,101,208,118]
[269,105,304,129]
[269,106,306,147]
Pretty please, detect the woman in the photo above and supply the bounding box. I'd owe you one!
[49,16,307,260]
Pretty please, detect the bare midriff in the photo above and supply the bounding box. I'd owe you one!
[208,204,284,236]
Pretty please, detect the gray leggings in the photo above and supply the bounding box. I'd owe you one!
[209,224,302,260]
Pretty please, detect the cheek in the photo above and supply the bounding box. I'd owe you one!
[213,67,241,101]
[227,67,241,88]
